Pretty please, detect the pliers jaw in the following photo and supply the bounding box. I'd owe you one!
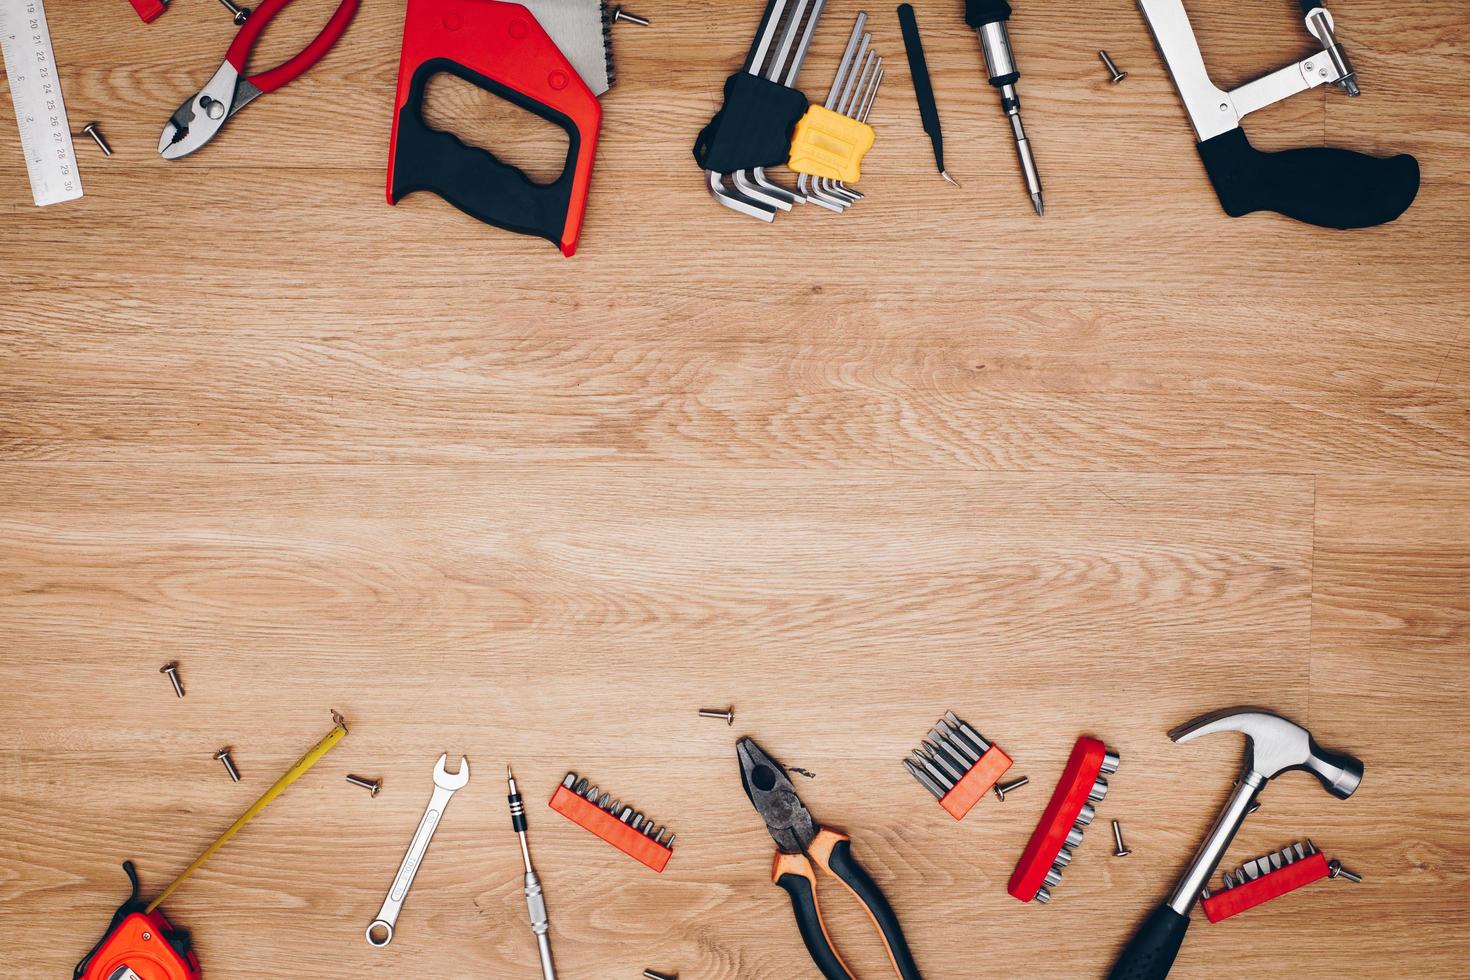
[737,737,817,855]
[159,62,243,159]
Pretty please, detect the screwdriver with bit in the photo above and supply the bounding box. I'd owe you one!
[508,766,557,980]
[965,0,1044,215]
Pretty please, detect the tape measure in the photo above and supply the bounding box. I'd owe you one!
[0,0,83,206]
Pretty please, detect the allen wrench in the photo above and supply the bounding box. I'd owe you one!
[802,15,869,211]
[824,51,879,203]
[706,0,791,220]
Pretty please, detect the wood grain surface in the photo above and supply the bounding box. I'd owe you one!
[1,0,1467,977]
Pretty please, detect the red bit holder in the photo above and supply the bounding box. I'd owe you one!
[904,712,1014,821]
[1008,736,1119,904]
[127,0,169,22]
[549,785,672,873]
[1201,841,1357,923]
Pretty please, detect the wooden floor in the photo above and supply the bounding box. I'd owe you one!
[3,0,1468,977]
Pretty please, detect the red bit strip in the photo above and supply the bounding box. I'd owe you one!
[549,786,672,873]
[1202,852,1329,922]
[1008,736,1108,903]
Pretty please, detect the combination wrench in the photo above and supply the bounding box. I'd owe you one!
[366,753,470,947]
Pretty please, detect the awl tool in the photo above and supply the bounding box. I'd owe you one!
[1137,0,1418,228]
[964,0,1043,214]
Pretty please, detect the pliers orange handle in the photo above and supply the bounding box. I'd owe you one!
[771,828,922,980]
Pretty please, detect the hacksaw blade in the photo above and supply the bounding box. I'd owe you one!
[517,0,617,96]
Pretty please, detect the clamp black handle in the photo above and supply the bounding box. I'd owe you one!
[1198,127,1419,229]
[390,59,582,249]
[1107,905,1191,980]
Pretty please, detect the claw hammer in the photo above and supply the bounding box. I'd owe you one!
[1107,708,1363,980]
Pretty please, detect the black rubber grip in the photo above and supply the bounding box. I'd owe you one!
[897,4,944,173]
[391,58,580,249]
[775,871,852,980]
[693,71,809,173]
[826,839,923,980]
[964,0,1011,28]
[1107,906,1190,980]
[1197,127,1419,229]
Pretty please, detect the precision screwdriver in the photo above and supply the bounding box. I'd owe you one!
[508,766,556,980]
[964,0,1044,215]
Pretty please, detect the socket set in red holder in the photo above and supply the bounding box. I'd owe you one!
[903,711,1014,820]
[1201,840,1361,922]
[1008,735,1120,904]
[549,772,675,873]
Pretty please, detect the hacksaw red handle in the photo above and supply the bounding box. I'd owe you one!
[1200,852,1330,923]
[227,0,361,95]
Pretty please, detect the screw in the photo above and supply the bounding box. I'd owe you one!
[1098,50,1127,84]
[612,6,650,26]
[80,122,113,157]
[1328,859,1363,883]
[698,707,734,726]
[214,747,240,782]
[1111,819,1132,857]
[643,971,677,980]
[216,0,250,23]
[993,776,1029,801]
[345,774,381,797]
[159,661,184,698]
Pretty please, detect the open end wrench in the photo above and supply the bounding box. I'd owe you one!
[366,754,470,947]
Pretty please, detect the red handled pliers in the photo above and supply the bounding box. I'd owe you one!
[159,0,360,159]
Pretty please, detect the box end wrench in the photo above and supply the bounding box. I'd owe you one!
[366,753,470,947]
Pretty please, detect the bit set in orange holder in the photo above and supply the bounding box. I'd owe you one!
[1201,839,1361,922]
[549,772,675,873]
[903,711,1014,819]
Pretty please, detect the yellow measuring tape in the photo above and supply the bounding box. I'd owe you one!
[146,711,349,913]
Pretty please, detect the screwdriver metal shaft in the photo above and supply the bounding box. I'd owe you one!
[966,0,1044,215]
[508,766,556,980]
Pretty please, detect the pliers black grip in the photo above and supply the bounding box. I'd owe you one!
[772,827,922,980]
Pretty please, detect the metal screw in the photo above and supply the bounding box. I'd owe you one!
[612,6,650,26]
[1111,819,1132,857]
[80,122,113,157]
[993,776,1029,801]
[698,707,734,726]
[216,0,250,23]
[1328,859,1363,883]
[1098,49,1127,84]
[345,774,381,797]
[643,971,677,980]
[159,661,184,698]
[214,747,240,782]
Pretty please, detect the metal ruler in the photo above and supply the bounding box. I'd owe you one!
[0,0,82,205]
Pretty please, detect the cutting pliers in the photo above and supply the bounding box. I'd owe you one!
[737,737,923,980]
[159,0,360,159]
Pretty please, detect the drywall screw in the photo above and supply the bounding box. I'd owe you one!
[1098,49,1127,84]
[643,971,677,980]
[1328,859,1363,883]
[612,6,650,26]
[993,776,1029,801]
[159,661,184,698]
[214,747,241,782]
[345,774,381,797]
[80,122,113,157]
[216,0,250,23]
[698,707,734,726]
[1111,819,1132,857]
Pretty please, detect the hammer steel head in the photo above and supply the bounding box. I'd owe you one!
[1170,708,1362,798]
[432,753,471,790]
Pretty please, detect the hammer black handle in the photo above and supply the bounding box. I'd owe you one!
[1107,906,1190,980]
